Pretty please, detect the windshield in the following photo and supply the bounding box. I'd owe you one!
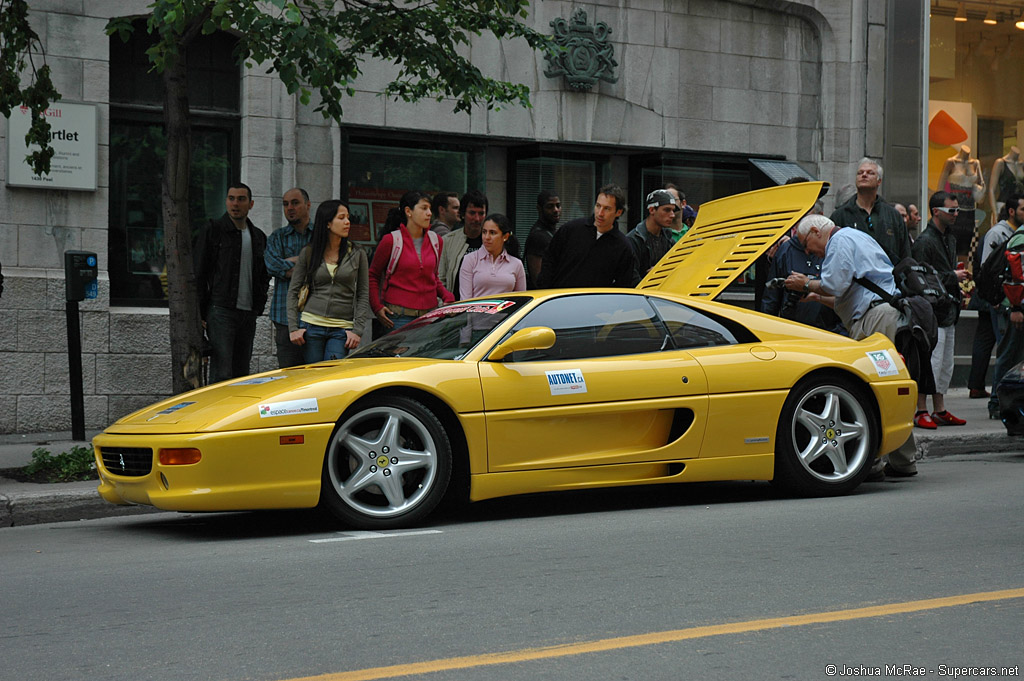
[351,297,530,360]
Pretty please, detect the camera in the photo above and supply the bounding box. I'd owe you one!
[765,277,802,316]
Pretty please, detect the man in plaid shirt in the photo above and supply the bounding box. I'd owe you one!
[265,187,313,367]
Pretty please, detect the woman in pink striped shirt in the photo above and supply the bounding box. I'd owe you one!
[458,213,526,299]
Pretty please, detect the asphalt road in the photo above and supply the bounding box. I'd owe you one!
[2,453,1022,681]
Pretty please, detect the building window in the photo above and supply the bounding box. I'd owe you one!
[108,23,240,306]
[511,156,599,244]
[342,136,486,245]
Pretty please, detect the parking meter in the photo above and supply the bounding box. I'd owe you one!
[64,250,96,439]
[64,250,98,301]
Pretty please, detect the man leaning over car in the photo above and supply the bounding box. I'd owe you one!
[783,214,919,479]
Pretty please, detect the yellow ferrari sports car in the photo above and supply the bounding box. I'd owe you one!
[93,182,916,529]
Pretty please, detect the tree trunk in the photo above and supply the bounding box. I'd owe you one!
[162,54,205,393]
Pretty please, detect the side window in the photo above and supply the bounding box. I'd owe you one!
[509,294,667,361]
[648,298,756,349]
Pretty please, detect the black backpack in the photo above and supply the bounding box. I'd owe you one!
[890,257,957,322]
[975,238,1010,306]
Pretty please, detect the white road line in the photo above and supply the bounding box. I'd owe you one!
[310,530,443,543]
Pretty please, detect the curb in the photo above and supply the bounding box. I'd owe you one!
[0,483,158,527]
[915,432,1024,459]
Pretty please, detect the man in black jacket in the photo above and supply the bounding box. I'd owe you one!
[194,182,270,384]
[911,191,970,428]
[538,184,638,289]
[830,158,911,265]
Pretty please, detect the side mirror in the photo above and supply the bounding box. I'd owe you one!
[488,326,556,361]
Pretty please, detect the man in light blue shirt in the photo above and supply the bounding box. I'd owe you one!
[784,214,918,478]
[785,214,897,339]
[265,187,313,367]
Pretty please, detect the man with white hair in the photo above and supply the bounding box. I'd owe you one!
[830,158,911,265]
[784,214,919,477]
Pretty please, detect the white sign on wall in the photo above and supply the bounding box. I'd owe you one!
[6,102,98,191]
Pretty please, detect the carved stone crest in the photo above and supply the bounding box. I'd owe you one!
[544,8,618,92]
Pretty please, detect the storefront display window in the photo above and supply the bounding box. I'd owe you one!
[929,6,1024,255]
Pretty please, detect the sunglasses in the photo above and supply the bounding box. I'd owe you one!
[935,206,960,215]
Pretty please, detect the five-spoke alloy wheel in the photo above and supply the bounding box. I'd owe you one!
[321,395,452,529]
[774,376,877,495]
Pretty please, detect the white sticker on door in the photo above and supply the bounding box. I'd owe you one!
[545,369,587,396]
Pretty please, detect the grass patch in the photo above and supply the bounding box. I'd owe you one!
[1,446,98,483]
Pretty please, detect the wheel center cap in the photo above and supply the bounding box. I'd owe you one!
[825,428,836,440]
[377,455,389,468]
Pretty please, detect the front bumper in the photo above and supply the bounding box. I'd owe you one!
[92,424,335,511]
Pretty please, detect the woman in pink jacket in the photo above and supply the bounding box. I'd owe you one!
[368,190,454,333]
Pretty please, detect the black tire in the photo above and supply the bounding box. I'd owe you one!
[773,375,878,496]
[320,395,452,529]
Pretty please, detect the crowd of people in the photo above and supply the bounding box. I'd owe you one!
[195,163,1024,471]
[195,180,694,385]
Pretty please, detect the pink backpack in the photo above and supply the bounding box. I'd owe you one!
[381,228,441,294]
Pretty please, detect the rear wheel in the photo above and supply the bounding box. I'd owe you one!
[774,376,877,495]
[321,395,452,529]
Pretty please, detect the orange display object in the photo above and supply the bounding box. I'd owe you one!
[929,109,968,146]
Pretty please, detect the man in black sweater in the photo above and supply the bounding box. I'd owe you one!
[538,184,639,289]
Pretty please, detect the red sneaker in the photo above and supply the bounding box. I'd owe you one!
[914,411,937,429]
[931,410,966,426]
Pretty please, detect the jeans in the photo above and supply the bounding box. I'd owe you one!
[967,301,1000,391]
[390,314,417,331]
[206,305,258,384]
[989,310,1024,409]
[301,321,350,363]
[274,321,306,368]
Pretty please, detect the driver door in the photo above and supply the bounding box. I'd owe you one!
[478,293,709,472]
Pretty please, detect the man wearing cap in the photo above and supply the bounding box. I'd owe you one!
[627,189,676,276]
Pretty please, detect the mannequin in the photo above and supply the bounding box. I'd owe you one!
[989,145,1024,218]
[938,145,985,255]
[938,145,986,204]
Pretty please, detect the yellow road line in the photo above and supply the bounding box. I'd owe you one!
[286,588,1024,681]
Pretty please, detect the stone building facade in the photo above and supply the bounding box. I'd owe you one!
[0,0,925,434]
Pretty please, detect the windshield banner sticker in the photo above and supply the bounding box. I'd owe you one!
[259,398,319,418]
[423,299,516,319]
[866,350,899,377]
[147,401,196,420]
[546,369,587,396]
[232,376,286,385]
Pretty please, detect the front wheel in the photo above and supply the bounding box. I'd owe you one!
[774,376,877,496]
[321,395,452,529]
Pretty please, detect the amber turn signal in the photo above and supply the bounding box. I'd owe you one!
[159,448,202,465]
[279,435,304,445]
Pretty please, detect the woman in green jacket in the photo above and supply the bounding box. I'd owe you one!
[287,200,370,362]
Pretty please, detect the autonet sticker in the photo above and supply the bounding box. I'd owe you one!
[259,398,319,418]
[546,369,587,395]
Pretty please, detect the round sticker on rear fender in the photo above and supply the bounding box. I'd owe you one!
[865,350,899,377]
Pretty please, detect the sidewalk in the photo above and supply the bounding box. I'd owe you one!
[0,389,1020,527]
